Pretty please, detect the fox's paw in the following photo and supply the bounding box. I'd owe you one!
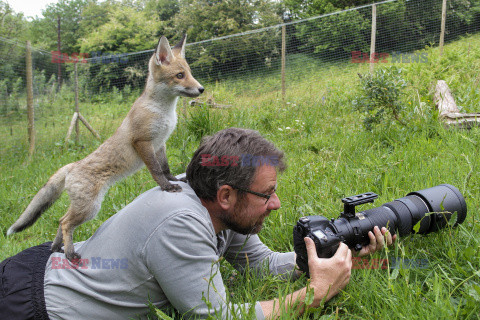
[166,174,180,181]
[65,251,82,261]
[162,183,182,193]
[51,243,64,253]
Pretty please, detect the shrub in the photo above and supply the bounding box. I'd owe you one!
[353,66,408,131]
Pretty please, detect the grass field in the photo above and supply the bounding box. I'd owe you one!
[1,33,480,319]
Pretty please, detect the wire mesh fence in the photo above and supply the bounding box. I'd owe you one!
[1,0,479,152]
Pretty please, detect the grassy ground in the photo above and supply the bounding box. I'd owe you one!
[1,33,480,319]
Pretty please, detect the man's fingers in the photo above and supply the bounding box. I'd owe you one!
[305,237,350,261]
[373,226,385,249]
[334,242,350,259]
[368,230,376,246]
[382,227,393,245]
[304,237,318,262]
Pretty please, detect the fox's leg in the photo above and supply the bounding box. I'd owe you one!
[60,183,104,261]
[157,145,183,183]
[60,210,82,261]
[134,141,181,192]
[51,225,64,252]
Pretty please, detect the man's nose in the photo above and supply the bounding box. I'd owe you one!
[267,192,281,210]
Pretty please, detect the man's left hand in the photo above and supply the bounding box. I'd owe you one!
[356,226,396,257]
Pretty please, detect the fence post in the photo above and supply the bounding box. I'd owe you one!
[370,4,377,73]
[26,40,35,158]
[57,16,62,89]
[439,0,447,56]
[65,62,101,145]
[281,25,286,102]
[74,63,79,142]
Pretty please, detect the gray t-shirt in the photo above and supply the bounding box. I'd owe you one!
[44,180,296,319]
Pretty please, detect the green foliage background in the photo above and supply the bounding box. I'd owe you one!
[1,0,480,318]
[1,0,480,98]
[1,29,480,318]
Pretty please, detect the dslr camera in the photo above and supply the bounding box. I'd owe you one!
[293,184,467,274]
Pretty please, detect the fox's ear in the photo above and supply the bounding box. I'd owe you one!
[172,34,187,59]
[155,36,173,66]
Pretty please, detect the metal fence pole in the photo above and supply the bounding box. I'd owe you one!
[439,0,447,56]
[26,40,35,158]
[281,25,286,102]
[370,4,377,73]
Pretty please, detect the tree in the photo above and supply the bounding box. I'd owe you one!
[0,1,28,41]
[79,4,161,53]
[171,0,283,80]
[29,0,95,53]
[173,0,281,41]
[283,0,374,18]
[0,1,30,114]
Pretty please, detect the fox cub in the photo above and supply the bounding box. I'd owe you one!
[8,35,204,260]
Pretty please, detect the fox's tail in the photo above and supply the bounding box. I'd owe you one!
[7,163,73,236]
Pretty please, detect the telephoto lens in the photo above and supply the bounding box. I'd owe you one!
[293,184,467,275]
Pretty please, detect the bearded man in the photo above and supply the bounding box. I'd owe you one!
[1,128,393,319]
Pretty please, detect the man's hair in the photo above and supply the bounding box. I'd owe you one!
[186,128,286,201]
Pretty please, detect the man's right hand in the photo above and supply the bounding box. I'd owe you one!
[305,237,352,307]
[260,238,352,318]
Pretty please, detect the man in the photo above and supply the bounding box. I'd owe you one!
[1,128,394,319]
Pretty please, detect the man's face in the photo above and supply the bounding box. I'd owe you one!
[222,165,281,235]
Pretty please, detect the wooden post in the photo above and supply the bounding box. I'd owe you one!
[439,0,447,56]
[26,40,35,158]
[370,4,377,73]
[281,25,286,102]
[74,63,79,143]
[65,112,79,144]
[65,63,101,145]
[57,16,62,89]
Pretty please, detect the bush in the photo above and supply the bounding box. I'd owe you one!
[353,66,408,131]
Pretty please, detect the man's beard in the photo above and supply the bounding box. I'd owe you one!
[221,198,269,235]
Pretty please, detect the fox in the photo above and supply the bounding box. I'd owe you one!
[7,35,204,261]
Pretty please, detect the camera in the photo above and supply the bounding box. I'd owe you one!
[293,184,467,275]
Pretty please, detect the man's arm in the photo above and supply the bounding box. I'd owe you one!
[260,239,352,318]
[145,211,265,319]
[260,225,396,318]
[223,233,297,279]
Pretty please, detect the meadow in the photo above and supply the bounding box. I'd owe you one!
[1,33,480,319]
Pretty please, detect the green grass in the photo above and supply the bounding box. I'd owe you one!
[1,33,480,319]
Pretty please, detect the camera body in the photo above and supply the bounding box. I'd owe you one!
[293,184,467,275]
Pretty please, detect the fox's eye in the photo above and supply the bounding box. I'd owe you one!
[176,73,184,79]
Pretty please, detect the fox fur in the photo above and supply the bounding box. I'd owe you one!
[7,35,204,260]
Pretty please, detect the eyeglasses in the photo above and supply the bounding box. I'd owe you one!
[229,184,276,205]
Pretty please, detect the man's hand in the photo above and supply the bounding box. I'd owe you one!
[260,238,352,318]
[305,237,352,306]
[356,226,396,257]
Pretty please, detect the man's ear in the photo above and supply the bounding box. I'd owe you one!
[155,36,173,66]
[216,185,236,210]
